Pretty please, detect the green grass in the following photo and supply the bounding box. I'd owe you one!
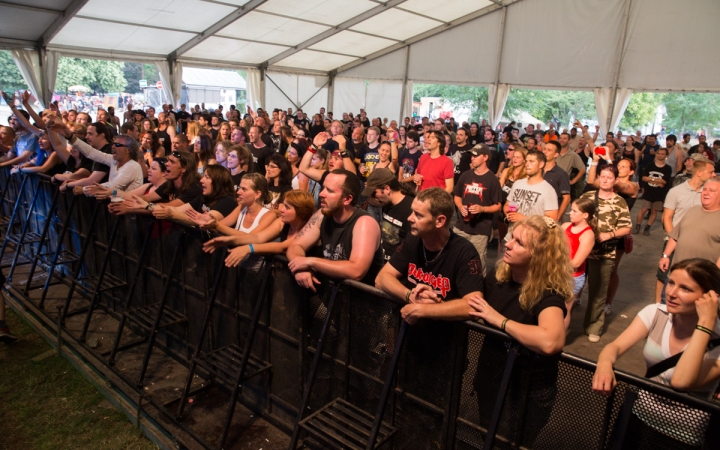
[0,309,157,450]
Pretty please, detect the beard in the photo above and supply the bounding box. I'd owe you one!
[320,200,342,217]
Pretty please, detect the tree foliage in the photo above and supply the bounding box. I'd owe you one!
[55,58,127,94]
[619,92,661,131]
[0,50,28,93]
[505,89,596,127]
[122,63,159,93]
[660,92,720,134]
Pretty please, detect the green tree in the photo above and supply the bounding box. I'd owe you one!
[56,58,127,94]
[0,50,28,93]
[122,63,159,93]
[619,92,660,132]
[660,93,720,135]
[505,89,596,127]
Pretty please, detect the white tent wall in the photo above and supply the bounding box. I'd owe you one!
[246,68,264,110]
[366,80,403,122]
[340,49,406,80]
[333,78,367,115]
[265,71,298,111]
[298,75,328,114]
[405,11,500,85]
[619,0,720,92]
[499,0,623,88]
[265,71,329,113]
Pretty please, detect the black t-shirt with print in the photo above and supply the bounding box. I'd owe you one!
[295,118,309,129]
[155,180,203,204]
[389,232,484,300]
[640,162,672,203]
[357,143,380,179]
[453,169,503,237]
[484,271,567,325]
[231,171,246,191]
[249,144,274,176]
[268,183,292,208]
[447,143,473,183]
[189,194,237,217]
[380,195,413,261]
[398,148,421,181]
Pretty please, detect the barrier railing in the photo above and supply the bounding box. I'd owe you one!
[2,169,719,450]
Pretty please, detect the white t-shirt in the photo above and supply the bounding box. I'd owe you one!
[663,181,702,228]
[506,178,559,218]
[634,303,720,446]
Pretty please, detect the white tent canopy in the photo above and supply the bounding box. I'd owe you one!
[1,0,719,128]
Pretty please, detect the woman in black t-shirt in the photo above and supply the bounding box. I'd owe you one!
[467,215,574,446]
[150,164,237,224]
[266,153,293,210]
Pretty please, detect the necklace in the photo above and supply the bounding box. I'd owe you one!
[423,238,449,264]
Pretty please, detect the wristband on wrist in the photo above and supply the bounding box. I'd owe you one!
[248,243,255,254]
[307,146,317,154]
[405,289,412,303]
[501,318,509,332]
[696,325,713,336]
[112,190,117,196]
[340,150,348,158]
[662,253,669,259]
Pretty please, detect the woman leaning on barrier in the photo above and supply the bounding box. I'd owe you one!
[200,189,315,267]
[140,164,237,225]
[467,215,574,446]
[592,258,720,448]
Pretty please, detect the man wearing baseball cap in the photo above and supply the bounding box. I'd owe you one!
[452,144,503,276]
[363,168,414,260]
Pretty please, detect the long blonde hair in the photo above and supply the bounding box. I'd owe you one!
[496,216,574,309]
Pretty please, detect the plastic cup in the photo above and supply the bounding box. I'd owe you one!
[508,202,518,213]
[110,196,123,203]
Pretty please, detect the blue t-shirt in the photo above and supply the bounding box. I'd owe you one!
[13,132,41,164]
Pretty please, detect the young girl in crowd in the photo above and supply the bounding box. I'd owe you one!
[561,197,596,329]
[214,140,232,169]
[593,258,720,449]
[201,190,315,267]
[193,134,215,175]
[498,146,527,243]
[227,145,249,189]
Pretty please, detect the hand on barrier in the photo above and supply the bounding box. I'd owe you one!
[294,270,320,293]
[400,303,423,325]
[202,236,233,253]
[410,284,441,304]
[591,363,617,397]
[127,194,148,210]
[467,293,504,328]
[92,183,112,200]
[186,208,216,229]
[225,246,250,267]
[288,257,313,274]
[72,185,85,196]
[152,204,172,220]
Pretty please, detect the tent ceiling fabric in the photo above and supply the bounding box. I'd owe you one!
[0,0,717,93]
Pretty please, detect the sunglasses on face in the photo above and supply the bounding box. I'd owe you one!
[112,142,127,148]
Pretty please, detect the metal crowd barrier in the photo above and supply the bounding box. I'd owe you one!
[1,169,719,450]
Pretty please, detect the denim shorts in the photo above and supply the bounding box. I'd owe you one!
[573,273,586,297]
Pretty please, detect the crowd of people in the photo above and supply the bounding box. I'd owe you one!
[0,90,719,446]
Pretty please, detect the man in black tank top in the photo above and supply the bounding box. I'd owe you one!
[288,169,384,290]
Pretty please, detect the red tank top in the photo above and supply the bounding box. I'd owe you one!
[565,225,592,276]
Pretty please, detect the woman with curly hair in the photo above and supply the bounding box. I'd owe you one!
[193,134,216,175]
[468,215,574,447]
